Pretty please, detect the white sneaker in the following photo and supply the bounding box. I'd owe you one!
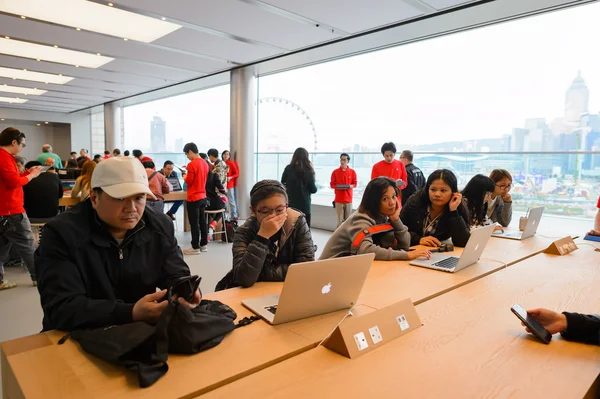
[200,245,208,253]
[183,248,201,255]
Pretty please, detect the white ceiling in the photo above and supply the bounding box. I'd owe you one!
[0,0,484,113]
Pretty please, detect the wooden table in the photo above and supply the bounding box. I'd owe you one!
[0,234,554,398]
[202,246,600,399]
[58,192,190,232]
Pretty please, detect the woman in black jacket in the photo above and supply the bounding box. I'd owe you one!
[204,159,226,238]
[215,180,315,290]
[281,147,318,227]
[400,169,471,247]
[524,308,600,345]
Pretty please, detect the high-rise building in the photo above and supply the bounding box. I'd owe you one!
[565,72,589,125]
[511,128,528,152]
[175,138,184,153]
[151,116,166,152]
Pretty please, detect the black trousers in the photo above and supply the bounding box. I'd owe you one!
[187,199,208,248]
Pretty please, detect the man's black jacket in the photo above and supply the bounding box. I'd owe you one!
[35,200,191,332]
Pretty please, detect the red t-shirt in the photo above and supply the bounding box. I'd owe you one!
[597,196,600,209]
[103,155,110,159]
[138,156,153,163]
[330,167,357,203]
[0,148,31,216]
[371,159,407,190]
[225,159,239,189]
[184,157,208,202]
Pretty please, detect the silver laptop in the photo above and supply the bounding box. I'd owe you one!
[409,224,496,273]
[241,253,374,325]
[492,206,545,240]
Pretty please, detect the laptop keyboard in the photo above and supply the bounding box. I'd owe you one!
[264,305,278,314]
[432,257,459,269]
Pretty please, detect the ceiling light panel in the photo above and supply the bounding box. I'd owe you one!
[0,38,113,68]
[0,96,27,103]
[0,84,46,95]
[0,66,73,84]
[1,0,182,43]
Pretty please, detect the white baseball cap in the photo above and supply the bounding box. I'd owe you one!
[91,157,156,199]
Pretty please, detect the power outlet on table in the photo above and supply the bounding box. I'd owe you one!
[368,326,383,344]
[353,332,369,351]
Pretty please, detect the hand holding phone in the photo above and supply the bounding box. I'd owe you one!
[511,304,552,344]
[448,192,462,212]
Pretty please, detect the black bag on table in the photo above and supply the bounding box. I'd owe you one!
[59,277,257,388]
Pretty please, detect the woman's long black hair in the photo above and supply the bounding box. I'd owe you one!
[461,174,495,225]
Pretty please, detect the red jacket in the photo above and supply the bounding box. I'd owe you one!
[138,155,153,163]
[371,160,407,190]
[0,148,31,216]
[330,167,357,203]
[225,159,239,189]
[184,157,208,202]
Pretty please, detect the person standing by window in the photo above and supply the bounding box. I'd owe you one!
[330,153,357,227]
[182,143,209,255]
[281,148,317,228]
[222,150,239,220]
[371,142,408,192]
[400,150,425,207]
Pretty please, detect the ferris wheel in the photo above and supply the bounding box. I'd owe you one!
[258,97,318,152]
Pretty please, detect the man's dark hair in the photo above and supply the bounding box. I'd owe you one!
[93,154,102,162]
[183,142,199,154]
[124,150,130,156]
[340,153,350,161]
[401,150,413,162]
[92,187,103,197]
[113,148,121,155]
[25,160,42,169]
[358,177,399,219]
[163,160,174,168]
[207,148,219,158]
[0,127,25,146]
[104,150,110,155]
[222,150,230,158]
[70,151,77,156]
[199,153,207,160]
[132,149,143,158]
[143,161,155,169]
[381,142,396,155]
[249,180,288,208]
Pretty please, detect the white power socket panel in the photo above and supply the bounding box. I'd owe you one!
[353,332,369,351]
[368,326,383,344]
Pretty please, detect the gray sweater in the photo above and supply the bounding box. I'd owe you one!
[487,196,512,227]
[319,211,411,261]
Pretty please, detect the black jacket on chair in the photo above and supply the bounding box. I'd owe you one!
[35,200,192,332]
[400,190,471,247]
[215,208,315,290]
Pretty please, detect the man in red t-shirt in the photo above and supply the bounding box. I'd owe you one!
[0,127,43,290]
[222,150,239,219]
[589,196,600,236]
[103,151,111,160]
[371,142,407,191]
[330,153,358,227]
[182,143,209,255]
[132,149,153,164]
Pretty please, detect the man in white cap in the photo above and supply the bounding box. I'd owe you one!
[35,157,200,332]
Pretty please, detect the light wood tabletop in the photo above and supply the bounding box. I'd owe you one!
[0,234,556,399]
[202,245,600,399]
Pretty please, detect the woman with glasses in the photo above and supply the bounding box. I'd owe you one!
[215,180,315,290]
[487,169,513,227]
[320,177,431,261]
[461,174,498,228]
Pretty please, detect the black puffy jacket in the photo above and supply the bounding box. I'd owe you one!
[215,208,315,290]
[35,200,192,332]
[562,312,600,345]
[400,190,471,247]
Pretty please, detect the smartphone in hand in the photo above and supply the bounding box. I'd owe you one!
[511,304,552,344]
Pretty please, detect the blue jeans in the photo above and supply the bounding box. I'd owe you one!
[226,188,237,218]
[0,213,36,281]
[168,200,183,215]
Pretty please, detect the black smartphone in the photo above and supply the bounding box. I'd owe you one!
[511,304,552,344]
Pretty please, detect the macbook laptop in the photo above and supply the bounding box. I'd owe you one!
[492,206,545,241]
[409,224,496,273]
[242,253,375,325]
[167,177,183,191]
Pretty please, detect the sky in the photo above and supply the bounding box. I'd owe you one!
[124,1,600,154]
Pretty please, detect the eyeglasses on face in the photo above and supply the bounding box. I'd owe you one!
[496,183,513,190]
[256,205,288,217]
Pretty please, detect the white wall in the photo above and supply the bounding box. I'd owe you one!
[0,122,71,161]
[70,109,92,153]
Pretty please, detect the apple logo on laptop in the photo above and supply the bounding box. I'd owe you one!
[321,282,332,294]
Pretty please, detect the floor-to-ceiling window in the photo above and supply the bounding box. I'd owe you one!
[257,2,600,229]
